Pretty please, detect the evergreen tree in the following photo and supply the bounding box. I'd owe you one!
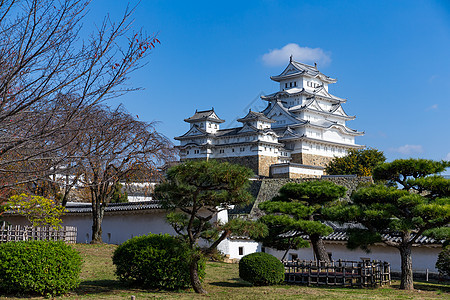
[111,183,128,203]
[155,160,267,294]
[258,181,346,262]
[325,148,385,176]
[325,159,450,290]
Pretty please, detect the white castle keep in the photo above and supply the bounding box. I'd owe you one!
[175,57,364,178]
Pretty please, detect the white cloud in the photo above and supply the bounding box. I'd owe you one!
[390,144,424,155]
[262,43,331,67]
[445,152,450,161]
[426,104,438,110]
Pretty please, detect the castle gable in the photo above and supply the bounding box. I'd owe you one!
[265,102,304,127]
[175,125,207,139]
[238,123,258,134]
[330,104,349,117]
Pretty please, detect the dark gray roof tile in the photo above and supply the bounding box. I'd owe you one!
[65,201,162,214]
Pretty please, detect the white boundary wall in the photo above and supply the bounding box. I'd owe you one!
[223,239,442,273]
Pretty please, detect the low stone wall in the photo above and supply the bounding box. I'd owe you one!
[249,176,373,217]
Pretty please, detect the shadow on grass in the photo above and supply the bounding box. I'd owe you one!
[76,279,194,296]
[209,277,253,288]
[387,280,450,293]
[76,279,141,295]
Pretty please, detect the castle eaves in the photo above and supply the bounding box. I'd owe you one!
[184,109,225,123]
[270,59,337,83]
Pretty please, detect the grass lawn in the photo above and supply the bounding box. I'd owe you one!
[0,244,449,299]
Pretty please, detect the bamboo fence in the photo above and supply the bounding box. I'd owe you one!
[284,259,391,287]
[0,224,77,243]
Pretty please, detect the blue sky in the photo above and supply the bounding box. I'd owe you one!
[87,0,450,172]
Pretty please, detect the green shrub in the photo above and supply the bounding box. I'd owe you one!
[436,245,450,277]
[239,252,285,286]
[113,233,205,290]
[0,240,82,297]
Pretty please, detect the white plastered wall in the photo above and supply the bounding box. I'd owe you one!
[62,211,177,244]
[265,242,442,273]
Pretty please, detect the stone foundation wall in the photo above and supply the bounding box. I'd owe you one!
[258,156,278,177]
[214,156,259,176]
[290,153,334,168]
[301,153,334,168]
[181,156,273,177]
[181,153,332,177]
[290,153,303,164]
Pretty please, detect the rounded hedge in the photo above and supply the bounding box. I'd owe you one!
[436,245,450,277]
[0,240,82,297]
[113,233,205,290]
[239,252,285,286]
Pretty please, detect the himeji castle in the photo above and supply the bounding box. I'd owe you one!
[175,57,364,178]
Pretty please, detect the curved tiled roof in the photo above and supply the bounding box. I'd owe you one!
[270,59,337,84]
[237,110,275,123]
[261,87,345,104]
[65,201,162,214]
[278,222,445,245]
[322,231,444,245]
[184,109,225,123]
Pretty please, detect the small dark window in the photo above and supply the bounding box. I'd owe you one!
[290,82,292,87]
[285,83,288,88]
[238,247,244,255]
[328,252,333,261]
[232,148,235,152]
[294,81,297,87]
[290,253,298,261]
[261,247,266,253]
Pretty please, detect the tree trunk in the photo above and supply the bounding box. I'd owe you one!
[281,237,294,261]
[190,255,207,294]
[205,229,230,255]
[310,234,330,262]
[399,244,414,290]
[91,206,104,244]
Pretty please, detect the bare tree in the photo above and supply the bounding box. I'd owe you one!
[76,105,174,243]
[0,0,159,196]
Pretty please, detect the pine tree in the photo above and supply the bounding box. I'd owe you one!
[325,158,450,290]
[155,160,267,294]
[258,181,346,262]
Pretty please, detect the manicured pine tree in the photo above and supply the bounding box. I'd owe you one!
[155,160,267,294]
[325,158,450,290]
[258,180,347,262]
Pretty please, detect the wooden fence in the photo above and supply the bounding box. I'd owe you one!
[0,224,77,243]
[284,259,391,287]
